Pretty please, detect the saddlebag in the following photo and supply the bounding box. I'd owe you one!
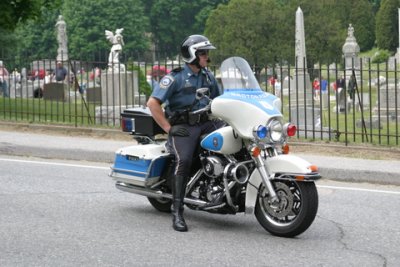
[121,107,165,137]
[109,144,170,187]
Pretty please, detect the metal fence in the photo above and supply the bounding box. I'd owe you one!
[0,56,399,146]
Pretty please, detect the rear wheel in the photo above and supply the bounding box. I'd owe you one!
[148,197,172,213]
[255,180,318,237]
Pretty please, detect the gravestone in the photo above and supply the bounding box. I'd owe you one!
[100,70,138,106]
[354,93,370,111]
[86,87,101,103]
[97,70,143,125]
[356,118,382,129]
[321,91,329,110]
[373,84,400,121]
[333,87,347,113]
[43,83,68,101]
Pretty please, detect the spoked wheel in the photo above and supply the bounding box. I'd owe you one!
[255,180,318,237]
[147,197,172,213]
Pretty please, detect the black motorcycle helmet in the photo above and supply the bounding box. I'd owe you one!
[180,34,216,64]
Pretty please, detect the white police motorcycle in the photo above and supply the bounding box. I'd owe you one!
[110,56,321,237]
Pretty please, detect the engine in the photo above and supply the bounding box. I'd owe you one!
[200,154,250,184]
[202,156,226,178]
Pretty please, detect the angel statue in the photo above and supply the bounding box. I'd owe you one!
[105,28,125,72]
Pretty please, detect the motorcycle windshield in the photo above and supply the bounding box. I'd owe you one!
[220,57,261,91]
[211,57,282,139]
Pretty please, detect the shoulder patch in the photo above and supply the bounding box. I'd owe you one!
[159,75,174,89]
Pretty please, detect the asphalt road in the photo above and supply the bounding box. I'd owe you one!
[1,156,399,266]
[0,127,400,185]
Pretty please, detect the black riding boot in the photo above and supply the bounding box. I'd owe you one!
[171,175,188,232]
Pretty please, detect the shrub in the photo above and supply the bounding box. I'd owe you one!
[371,50,390,64]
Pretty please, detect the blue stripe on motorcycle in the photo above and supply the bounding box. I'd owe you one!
[219,89,281,116]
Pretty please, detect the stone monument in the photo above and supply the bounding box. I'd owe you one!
[97,28,142,125]
[105,28,125,72]
[373,80,400,122]
[373,11,400,122]
[342,24,360,76]
[53,15,69,100]
[342,24,362,113]
[55,15,69,61]
[289,7,319,133]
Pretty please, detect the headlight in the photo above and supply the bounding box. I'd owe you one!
[268,119,283,142]
[252,119,284,143]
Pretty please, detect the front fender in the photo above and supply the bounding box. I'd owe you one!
[266,154,316,174]
[244,154,319,214]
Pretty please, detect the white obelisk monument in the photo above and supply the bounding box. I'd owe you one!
[55,15,69,62]
[291,7,316,132]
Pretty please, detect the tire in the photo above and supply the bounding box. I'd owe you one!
[255,180,318,237]
[147,197,172,213]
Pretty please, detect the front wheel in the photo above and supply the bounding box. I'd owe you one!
[148,197,172,213]
[255,180,318,237]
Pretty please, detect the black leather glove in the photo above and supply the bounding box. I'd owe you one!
[169,125,189,137]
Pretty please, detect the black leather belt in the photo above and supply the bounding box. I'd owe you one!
[169,112,208,126]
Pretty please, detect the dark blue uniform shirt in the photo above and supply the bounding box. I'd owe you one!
[151,64,220,113]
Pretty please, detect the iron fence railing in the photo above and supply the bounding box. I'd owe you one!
[0,56,399,146]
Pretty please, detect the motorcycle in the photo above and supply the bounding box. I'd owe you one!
[110,56,321,237]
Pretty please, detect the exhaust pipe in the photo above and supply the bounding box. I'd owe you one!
[115,182,208,206]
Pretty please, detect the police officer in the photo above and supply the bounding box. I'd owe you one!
[147,35,222,232]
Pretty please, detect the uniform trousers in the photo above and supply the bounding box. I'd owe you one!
[168,120,224,179]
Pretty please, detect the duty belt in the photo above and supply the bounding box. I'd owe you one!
[168,111,208,126]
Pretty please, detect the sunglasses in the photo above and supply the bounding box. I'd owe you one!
[197,50,209,56]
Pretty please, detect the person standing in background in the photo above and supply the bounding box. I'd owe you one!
[55,61,67,82]
[0,61,10,97]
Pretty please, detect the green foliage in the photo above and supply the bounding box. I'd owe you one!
[62,0,149,61]
[293,0,344,64]
[0,0,396,69]
[127,64,151,98]
[205,0,293,66]
[0,0,61,58]
[371,49,390,63]
[0,0,61,31]
[13,8,59,60]
[369,0,381,13]
[346,0,376,51]
[376,0,400,51]
[149,0,227,58]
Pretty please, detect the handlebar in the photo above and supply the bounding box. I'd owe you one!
[189,101,212,115]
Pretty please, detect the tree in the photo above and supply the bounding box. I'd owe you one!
[13,8,59,60]
[205,0,293,66]
[376,0,400,52]
[347,0,376,51]
[0,0,61,31]
[205,0,350,67]
[0,0,61,58]
[62,0,149,61]
[369,0,381,13]
[205,0,377,68]
[149,0,227,59]
[290,0,345,65]
[330,0,375,52]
